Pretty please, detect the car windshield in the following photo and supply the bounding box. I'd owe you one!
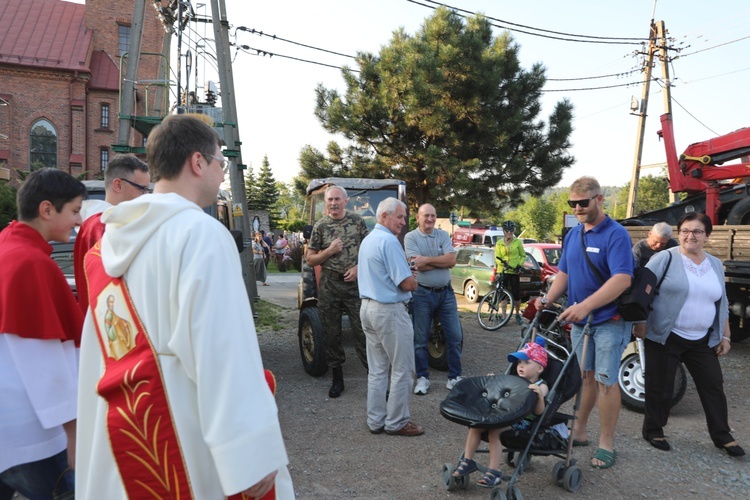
[544,248,562,266]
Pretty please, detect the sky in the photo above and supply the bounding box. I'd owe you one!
[75,0,750,191]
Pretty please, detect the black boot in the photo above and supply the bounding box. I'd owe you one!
[329,366,344,398]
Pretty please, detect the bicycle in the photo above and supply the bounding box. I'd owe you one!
[476,269,516,330]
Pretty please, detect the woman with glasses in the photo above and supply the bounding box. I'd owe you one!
[639,212,744,456]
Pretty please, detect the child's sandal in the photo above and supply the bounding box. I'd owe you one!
[477,468,503,488]
[451,458,477,477]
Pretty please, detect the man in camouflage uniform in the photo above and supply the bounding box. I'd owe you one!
[306,185,369,398]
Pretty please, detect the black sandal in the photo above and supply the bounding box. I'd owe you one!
[477,468,503,488]
[451,458,477,477]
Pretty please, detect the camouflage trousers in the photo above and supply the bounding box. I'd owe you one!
[319,273,366,368]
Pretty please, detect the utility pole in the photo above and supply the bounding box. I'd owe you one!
[626,21,658,219]
[654,22,676,204]
[116,0,147,147]
[210,0,259,304]
[627,20,673,217]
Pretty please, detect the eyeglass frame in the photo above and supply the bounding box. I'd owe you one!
[567,195,599,209]
[204,153,229,173]
[120,178,150,194]
[678,228,706,236]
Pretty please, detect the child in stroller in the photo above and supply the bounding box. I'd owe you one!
[452,337,551,488]
[440,318,584,496]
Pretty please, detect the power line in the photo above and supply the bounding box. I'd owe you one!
[235,27,357,59]
[419,0,647,41]
[233,44,360,73]
[542,80,645,93]
[407,0,645,45]
[677,34,750,58]
[670,95,719,136]
[547,69,639,82]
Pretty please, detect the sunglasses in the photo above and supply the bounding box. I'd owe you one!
[120,178,150,194]
[567,195,598,209]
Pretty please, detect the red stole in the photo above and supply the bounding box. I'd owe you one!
[0,221,82,343]
[85,242,275,499]
[74,212,105,314]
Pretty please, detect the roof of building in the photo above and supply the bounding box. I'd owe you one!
[89,51,120,90]
[0,0,91,72]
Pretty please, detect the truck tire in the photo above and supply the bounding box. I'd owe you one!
[618,353,687,412]
[298,307,327,376]
[428,320,463,371]
[727,198,750,225]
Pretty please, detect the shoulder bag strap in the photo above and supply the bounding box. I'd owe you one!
[580,226,605,285]
[655,250,673,291]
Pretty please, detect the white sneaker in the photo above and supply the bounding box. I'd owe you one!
[414,376,431,395]
[446,376,464,390]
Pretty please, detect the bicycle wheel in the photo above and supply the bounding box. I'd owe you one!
[477,288,514,330]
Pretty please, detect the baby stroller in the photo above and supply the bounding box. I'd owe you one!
[440,311,590,499]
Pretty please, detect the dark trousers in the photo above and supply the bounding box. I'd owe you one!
[643,333,733,447]
[319,274,366,368]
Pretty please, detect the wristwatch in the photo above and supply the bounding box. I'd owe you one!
[540,298,548,306]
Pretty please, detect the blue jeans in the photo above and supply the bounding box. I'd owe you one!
[571,317,630,387]
[411,286,463,379]
[0,450,73,500]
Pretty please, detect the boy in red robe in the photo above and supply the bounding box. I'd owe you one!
[0,168,85,498]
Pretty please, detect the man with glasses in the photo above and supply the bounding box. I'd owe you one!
[535,176,633,470]
[632,221,677,267]
[75,115,293,498]
[74,154,150,314]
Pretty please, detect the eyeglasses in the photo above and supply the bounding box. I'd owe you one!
[205,154,229,173]
[679,229,706,237]
[567,195,598,209]
[120,178,150,194]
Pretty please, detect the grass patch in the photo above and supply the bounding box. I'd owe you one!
[254,299,290,332]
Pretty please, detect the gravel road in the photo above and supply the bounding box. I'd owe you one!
[258,298,750,499]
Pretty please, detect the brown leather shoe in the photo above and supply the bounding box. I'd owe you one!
[385,421,424,436]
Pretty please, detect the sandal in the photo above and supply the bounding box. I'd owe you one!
[477,468,503,488]
[591,448,617,469]
[451,458,477,477]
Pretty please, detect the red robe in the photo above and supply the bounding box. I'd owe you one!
[0,221,83,343]
[74,212,106,314]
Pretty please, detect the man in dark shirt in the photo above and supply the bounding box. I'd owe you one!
[632,222,677,267]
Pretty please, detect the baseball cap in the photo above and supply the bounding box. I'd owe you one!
[508,336,547,368]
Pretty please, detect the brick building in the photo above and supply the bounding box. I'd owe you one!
[0,0,166,183]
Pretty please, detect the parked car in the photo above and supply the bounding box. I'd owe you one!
[523,243,562,289]
[51,240,76,298]
[451,246,544,304]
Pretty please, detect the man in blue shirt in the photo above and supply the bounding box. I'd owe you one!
[405,203,463,395]
[358,197,423,436]
[536,176,633,470]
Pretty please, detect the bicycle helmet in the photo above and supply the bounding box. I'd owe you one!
[501,220,516,232]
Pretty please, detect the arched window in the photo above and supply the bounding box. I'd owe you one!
[29,119,57,170]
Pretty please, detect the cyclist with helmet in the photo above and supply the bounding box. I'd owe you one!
[495,220,526,324]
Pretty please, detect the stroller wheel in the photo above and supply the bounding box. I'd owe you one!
[489,487,508,500]
[442,463,458,491]
[504,451,530,472]
[507,485,524,500]
[551,460,566,486]
[562,465,583,492]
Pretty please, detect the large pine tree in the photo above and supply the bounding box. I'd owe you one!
[312,7,574,213]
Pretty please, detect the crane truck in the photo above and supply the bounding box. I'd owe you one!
[622,113,750,341]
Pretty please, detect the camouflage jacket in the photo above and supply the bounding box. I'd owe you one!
[309,211,369,273]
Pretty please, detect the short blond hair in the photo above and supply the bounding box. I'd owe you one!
[570,176,601,197]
